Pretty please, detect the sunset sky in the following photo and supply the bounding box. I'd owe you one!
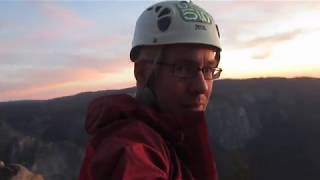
[1,0,320,101]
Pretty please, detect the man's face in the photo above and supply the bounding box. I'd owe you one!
[153,45,219,117]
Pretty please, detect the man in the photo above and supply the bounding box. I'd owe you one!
[79,1,222,180]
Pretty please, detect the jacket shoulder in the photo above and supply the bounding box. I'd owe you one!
[85,120,172,179]
[94,119,168,151]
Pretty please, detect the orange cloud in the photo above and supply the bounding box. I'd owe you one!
[0,68,135,101]
[0,55,136,101]
[242,29,303,49]
[236,29,304,60]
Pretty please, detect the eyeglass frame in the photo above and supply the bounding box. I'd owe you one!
[154,61,223,80]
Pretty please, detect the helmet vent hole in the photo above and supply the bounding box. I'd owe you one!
[158,8,171,18]
[147,6,153,11]
[153,38,158,43]
[158,17,171,32]
[155,6,162,13]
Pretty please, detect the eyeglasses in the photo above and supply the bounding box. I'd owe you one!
[156,62,222,80]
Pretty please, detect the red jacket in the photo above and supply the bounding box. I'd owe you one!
[79,94,218,180]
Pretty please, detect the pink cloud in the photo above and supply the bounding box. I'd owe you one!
[33,30,65,42]
[41,3,93,29]
[0,36,33,54]
[1,3,95,52]
[0,67,102,100]
[243,29,303,48]
[0,55,135,101]
[78,36,118,49]
[69,54,132,73]
[31,3,94,41]
[0,42,4,51]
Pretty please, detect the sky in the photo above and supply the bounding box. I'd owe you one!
[0,0,320,101]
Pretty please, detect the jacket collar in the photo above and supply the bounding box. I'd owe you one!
[85,94,206,145]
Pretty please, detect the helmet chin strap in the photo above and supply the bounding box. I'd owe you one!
[135,47,164,110]
[135,86,158,108]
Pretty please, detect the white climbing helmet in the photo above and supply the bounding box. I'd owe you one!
[130,0,221,61]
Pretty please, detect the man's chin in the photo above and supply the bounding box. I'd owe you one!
[166,105,207,119]
[182,104,206,112]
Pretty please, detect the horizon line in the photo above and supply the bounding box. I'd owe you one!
[1,76,318,103]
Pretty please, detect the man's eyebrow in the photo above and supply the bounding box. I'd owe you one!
[175,58,218,66]
[173,58,196,65]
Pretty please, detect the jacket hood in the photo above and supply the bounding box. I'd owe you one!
[85,94,181,142]
[85,94,206,143]
[85,94,139,135]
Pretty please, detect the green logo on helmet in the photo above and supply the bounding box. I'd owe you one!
[176,1,213,24]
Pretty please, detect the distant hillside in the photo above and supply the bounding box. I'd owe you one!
[0,78,319,180]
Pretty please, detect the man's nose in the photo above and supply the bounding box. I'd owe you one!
[190,71,209,94]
